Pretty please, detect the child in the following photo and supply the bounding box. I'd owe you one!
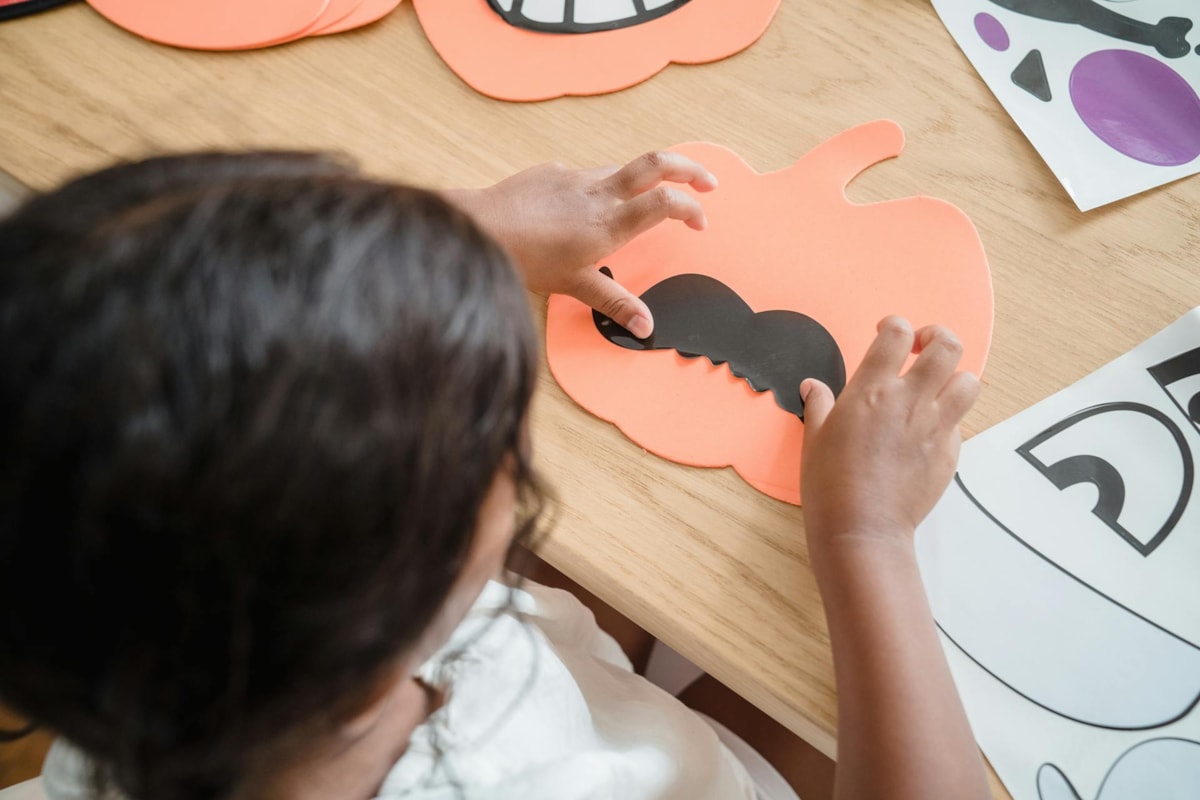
[0,151,990,800]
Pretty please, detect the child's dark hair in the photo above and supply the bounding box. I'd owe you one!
[0,153,543,799]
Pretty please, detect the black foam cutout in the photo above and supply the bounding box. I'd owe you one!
[1012,49,1052,102]
[0,0,75,22]
[591,267,846,419]
[988,0,1193,59]
[486,0,693,34]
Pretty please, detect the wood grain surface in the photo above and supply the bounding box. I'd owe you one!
[2,2,1198,797]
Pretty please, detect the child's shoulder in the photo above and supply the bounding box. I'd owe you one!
[377,579,756,800]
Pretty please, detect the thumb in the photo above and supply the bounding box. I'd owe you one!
[573,267,654,339]
[800,379,835,429]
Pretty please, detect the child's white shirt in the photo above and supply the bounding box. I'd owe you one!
[376,579,759,799]
[42,579,764,800]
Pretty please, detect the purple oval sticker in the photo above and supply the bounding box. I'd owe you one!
[1070,49,1200,167]
[974,13,1009,52]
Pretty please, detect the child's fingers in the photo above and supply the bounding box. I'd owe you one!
[603,151,718,199]
[937,371,981,426]
[582,165,620,183]
[856,316,914,380]
[609,187,708,239]
[800,378,836,429]
[573,267,655,339]
[904,326,963,396]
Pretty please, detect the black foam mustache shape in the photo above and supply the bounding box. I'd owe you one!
[592,267,846,419]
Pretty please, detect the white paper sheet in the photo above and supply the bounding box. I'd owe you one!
[916,309,1200,800]
[932,0,1200,211]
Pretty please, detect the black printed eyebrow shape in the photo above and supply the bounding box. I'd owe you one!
[486,0,693,34]
[592,268,846,419]
[988,0,1193,59]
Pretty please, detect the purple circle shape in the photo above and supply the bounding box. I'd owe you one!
[1070,49,1200,167]
[974,13,1009,52]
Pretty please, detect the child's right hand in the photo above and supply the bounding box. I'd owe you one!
[799,316,980,553]
[444,152,716,340]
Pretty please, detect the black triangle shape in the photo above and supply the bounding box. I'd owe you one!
[1012,49,1052,102]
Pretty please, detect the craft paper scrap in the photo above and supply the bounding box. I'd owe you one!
[916,308,1200,800]
[933,0,1200,210]
[547,121,994,505]
[411,0,781,101]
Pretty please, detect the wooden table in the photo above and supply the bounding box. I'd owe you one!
[2,3,1197,797]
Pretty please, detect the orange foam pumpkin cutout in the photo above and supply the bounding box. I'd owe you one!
[411,0,781,101]
[314,0,402,35]
[86,0,330,50]
[546,121,994,505]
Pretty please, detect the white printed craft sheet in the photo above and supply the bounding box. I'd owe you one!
[932,1,1200,211]
[916,309,1200,800]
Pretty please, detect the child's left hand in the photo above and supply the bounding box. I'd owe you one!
[445,152,718,339]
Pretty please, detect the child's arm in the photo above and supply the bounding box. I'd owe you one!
[800,316,991,800]
[443,152,717,339]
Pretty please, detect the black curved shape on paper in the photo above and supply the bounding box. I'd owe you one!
[591,267,846,419]
[987,0,1193,59]
[1016,402,1193,556]
[1148,345,1200,428]
[1037,738,1200,800]
[1035,454,1125,523]
[935,473,1200,731]
[486,0,693,34]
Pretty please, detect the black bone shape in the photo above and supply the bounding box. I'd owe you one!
[591,268,846,419]
[487,0,693,34]
[988,0,1193,59]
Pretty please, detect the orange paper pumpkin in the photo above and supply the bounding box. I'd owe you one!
[546,121,994,505]
[411,0,781,101]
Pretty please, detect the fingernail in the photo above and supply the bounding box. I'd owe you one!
[628,315,653,339]
[799,379,812,400]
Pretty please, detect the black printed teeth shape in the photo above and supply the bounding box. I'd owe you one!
[592,267,846,419]
[988,0,1194,59]
[486,0,693,34]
